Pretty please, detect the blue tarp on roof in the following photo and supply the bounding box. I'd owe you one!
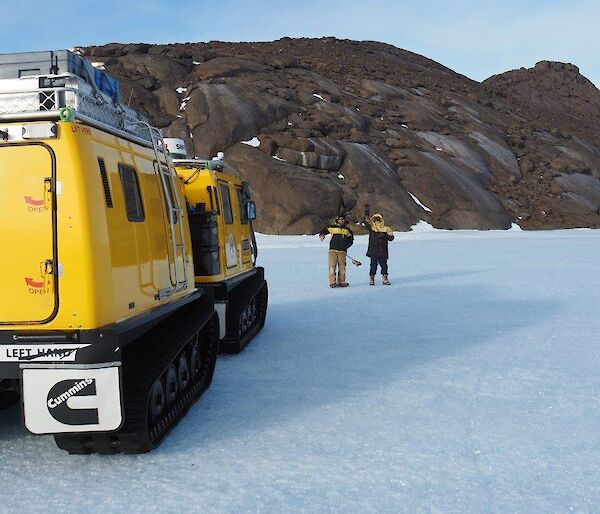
[94,68,120,103]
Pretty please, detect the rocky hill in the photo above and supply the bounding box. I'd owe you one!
[84,38,600,233]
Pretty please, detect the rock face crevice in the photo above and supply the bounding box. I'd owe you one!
[85,39,600,233]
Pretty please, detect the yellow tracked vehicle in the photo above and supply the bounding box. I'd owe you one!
[165,142,268,354]
[0,50,267,454]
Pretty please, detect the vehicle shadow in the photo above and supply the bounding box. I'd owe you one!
[0,272,558,455]
[0,401,28,440]
[160,277,558,454]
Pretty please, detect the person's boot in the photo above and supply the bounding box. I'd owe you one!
[330,282,338,288]
[369,276,375,286]
[383,275,391,285]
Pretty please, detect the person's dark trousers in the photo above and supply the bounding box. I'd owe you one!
[369,256,388,276]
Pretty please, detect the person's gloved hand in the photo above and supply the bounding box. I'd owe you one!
[377,232,387,239]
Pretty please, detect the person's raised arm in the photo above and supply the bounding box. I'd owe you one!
[362,205,372,231]
[318,225,331,241]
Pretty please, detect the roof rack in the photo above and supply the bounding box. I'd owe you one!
[0,50,159,148]
[173,156,245,180]
[173,158,224,170]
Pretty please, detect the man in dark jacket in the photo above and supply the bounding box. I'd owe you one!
[362,211,394,285]
[319,215,354,288]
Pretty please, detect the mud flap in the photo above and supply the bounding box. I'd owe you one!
[22,365,123,435]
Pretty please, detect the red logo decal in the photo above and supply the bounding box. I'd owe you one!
[24,196,44,207]
[25,277,45,288]
[25,276,49,295]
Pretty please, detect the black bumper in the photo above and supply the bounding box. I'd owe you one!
[0,289,210,379]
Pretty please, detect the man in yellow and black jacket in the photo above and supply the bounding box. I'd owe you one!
[319,215,354,288]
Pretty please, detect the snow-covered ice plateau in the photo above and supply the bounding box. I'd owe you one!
[1,229,600,513]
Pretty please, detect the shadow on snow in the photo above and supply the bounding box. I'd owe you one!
[159,272,558,454]
[0,271,559,455]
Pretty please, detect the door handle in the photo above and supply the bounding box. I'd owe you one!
[43,177,52,210]
[40,259,54,288]
[40,259,53,276]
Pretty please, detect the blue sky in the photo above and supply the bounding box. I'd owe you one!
[2,0,599,86]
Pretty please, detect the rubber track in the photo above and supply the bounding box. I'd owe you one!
[54,301,219,454]
[220,281,268,354]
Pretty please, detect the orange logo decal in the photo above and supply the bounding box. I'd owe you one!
[24,196,44,207]
[25,278,45,288]
[24,196,46,213]
[24,277,49,295]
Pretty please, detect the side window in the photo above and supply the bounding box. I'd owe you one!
[219,183,233,225]
[236,188,248,224]
[118,164,144,222]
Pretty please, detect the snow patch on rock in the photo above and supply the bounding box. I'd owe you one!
[408,192,432,213]
[179,96,190,111]
[241,137,261,148]
[409,220,439,232]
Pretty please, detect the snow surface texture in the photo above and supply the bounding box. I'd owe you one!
[1,229,600,513]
